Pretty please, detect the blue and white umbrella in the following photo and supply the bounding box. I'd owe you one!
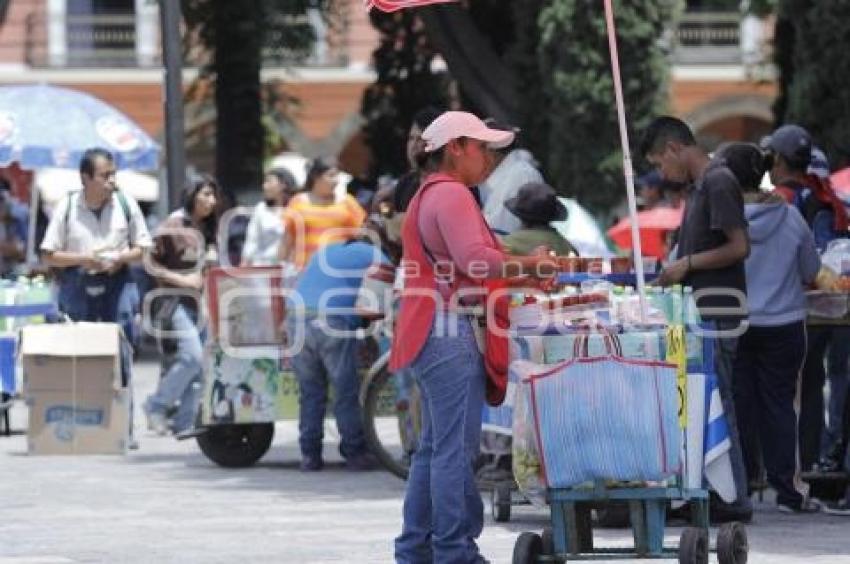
[0,84,159,171]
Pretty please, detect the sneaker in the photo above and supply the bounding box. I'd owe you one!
[345,451,380,471]
[127,438,140,451]
[778,498,822,514]
[300,455,324,472]
[144,410,169,436]
[823,499,850,516]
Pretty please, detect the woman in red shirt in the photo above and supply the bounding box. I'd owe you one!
[392,112,556,564]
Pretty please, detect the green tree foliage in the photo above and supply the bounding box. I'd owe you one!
[360,9,448,178]
[529,0,680,213]
[774,0,850,168]
[182,0,322,198]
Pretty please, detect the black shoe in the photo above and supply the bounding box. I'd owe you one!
[300,455,324,472]
[345,451,380,471]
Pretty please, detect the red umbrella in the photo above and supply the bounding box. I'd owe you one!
[607,206,683,260]
[831,167,850,198]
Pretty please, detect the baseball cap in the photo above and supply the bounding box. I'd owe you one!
[421,111,515,152]
[808,147,830,179]
[760,124,812,166]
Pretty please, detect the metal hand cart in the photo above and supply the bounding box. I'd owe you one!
[512,482,747,563]
[511,273,748,563]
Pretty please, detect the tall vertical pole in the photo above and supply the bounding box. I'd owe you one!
[604,0,646,322]
[160,0,186,215]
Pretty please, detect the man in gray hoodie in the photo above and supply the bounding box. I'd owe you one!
[719,143,822,514]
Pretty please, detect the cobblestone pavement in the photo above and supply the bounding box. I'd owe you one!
[1,359,848,563]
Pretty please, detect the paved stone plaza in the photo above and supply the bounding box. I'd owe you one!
[1,358,848,563]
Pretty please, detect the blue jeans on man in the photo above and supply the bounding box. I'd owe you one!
[290,314,368,463]
[395,313,486,564]
[58,267,135,435]
[144,303,204,433]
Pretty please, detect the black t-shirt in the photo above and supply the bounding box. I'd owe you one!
[676,162,749,321]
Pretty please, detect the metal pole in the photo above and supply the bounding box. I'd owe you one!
[603,0,647,322]
[159,0,186,215]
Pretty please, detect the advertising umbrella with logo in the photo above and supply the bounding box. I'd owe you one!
[0,84,159,171]
[0,84,160,263]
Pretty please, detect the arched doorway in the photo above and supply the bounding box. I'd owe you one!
[685,94,774,150]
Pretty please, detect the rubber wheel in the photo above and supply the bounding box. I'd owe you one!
[540,526,554,556]
[362,366,420,480]
[512,532,542,564]
[196,423,274,467]
[717,522,748,564]
[678,527,709,564]
[492,486,512,522]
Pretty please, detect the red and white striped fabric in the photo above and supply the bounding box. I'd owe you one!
[365,0,459,12]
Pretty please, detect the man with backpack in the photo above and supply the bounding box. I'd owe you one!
[40,147,152,447]
[763,125,849,251]
[763,125,850,472]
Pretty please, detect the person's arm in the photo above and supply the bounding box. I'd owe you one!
[42,249,101,270]
[277,207,296,263]
[241,205,262,266]
[144,224,204,290]
[659,227,749,286]
[797,214,821,285]
[432,187,555,279]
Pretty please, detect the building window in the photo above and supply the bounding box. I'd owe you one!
[66,0,136,67]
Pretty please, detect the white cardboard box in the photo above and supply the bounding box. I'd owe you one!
[21,322,128,455]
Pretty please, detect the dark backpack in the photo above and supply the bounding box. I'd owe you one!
[782,180,842,251]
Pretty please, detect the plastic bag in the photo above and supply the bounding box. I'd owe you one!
[511,360,548,507]
[821,239,850,275]
[529,356,681,489]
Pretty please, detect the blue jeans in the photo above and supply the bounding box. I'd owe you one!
[290,314,366,459]
[58,267,135,434]
[145,304,204,433]
[395,313,486,564]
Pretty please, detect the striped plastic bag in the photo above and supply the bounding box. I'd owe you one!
[511,360,548,506]
[529,356,681,489]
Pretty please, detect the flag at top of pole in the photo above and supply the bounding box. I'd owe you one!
[366,0,459,11]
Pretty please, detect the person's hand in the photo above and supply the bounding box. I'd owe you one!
[530,245,554,258]
[81,254,108,273]
[657,257,689,286]
[181,272,204,290]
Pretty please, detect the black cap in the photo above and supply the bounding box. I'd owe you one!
[760,124,812,167]
[505,182,568,224]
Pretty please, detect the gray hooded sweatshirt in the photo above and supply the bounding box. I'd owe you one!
[744,195,820,326]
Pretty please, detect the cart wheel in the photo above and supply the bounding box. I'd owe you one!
[717,522,748,564]
[196,423,274,467]
[678,527,708,564]
[492,486,512,522]
[512,532,542,564]
[540,526,554,556]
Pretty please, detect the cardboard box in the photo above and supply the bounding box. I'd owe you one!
[26,389,129,455]
[21,323,127,455]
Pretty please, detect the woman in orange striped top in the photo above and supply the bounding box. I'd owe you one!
[278,158,367,269]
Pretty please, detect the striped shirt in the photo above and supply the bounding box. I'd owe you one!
[283,192,366,268]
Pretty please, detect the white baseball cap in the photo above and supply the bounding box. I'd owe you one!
[421,111,515,152]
